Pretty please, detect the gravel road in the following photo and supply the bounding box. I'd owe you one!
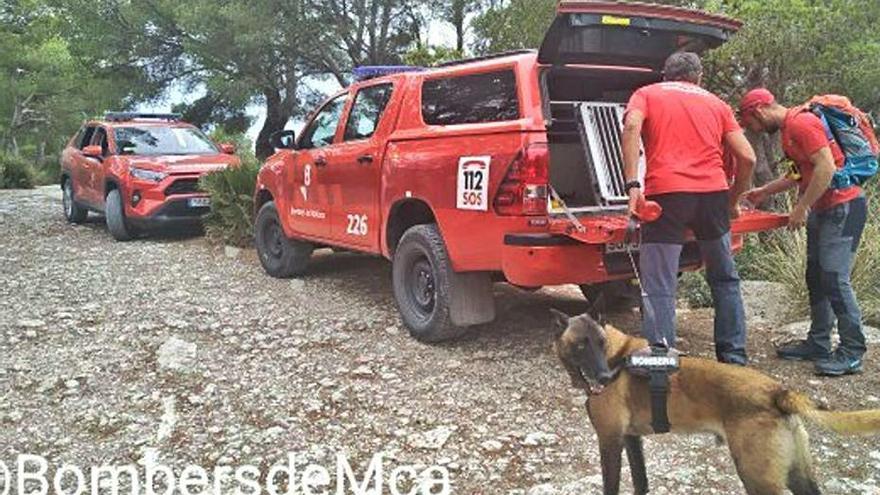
[1,186,879,494]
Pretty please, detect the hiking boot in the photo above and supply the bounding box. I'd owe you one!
[814,351,863,377]
[776,339,831,362]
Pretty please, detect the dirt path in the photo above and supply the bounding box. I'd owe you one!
[1,187,878,494]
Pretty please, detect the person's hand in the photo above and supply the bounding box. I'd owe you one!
[743,187,768,208]
[628,188,644,218]
[788,204,809,230]
[729,201,742,220]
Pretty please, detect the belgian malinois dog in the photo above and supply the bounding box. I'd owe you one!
[552,309,880,495]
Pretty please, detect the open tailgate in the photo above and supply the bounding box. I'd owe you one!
[539,1,742,69]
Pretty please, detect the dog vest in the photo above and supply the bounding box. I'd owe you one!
[626,346,681,433]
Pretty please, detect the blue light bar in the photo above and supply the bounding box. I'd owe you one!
[353,66,425,82]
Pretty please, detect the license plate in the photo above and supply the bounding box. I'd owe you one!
[605,242,639,254]
[188,197,211,208]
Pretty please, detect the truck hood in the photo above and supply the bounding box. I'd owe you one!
[539,1,742,70]
[125,154,240,175]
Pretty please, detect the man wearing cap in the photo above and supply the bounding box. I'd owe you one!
[740,88,868,376]
[622,52,757,364]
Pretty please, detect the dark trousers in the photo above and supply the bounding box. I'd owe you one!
[639,192,748,364]
[805,195,867,358]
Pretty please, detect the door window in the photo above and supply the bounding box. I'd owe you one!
[91,127,110,156]
[299,95,348,150]
[78,126,97,149]
[344,84,394,141]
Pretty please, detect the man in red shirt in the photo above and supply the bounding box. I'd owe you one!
[623,52,757,364]
[741,88,868,376]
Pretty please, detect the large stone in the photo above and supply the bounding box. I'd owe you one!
[157,337,198,373]
[740,281,790,327]
[407,426,454,451]
[778,321,880,345]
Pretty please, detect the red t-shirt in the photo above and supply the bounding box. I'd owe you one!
[626,82,741,196]
[781,109,862,211]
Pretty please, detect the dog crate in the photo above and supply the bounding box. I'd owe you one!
[547,101,645,213]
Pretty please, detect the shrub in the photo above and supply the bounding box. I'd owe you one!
[198,156,259,247]
[0,153,37,189]
[679,271,714,309]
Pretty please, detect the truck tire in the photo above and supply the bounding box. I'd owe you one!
[579,280,641,310]
[255,201,313,278]
[62,178,88,224]
[106,189,134,241]
[392,224,467,343]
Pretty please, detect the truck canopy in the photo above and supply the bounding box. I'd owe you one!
[539,0,742,69]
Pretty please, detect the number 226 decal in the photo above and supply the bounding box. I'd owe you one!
[346,214,368,236]
[457,156,490,211]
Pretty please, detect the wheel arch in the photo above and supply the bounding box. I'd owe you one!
[385,198,437,256]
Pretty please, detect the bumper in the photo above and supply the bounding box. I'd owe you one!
[501,233,726,287]
[127,198,210,229]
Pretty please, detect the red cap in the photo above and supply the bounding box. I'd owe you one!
[739,88,776,119]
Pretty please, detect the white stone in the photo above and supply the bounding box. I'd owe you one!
[17,319,45,329]
[157,337,198,373]
[481,440,504,453]
[522,432,559,447]
[224,246,240,258]
[408,426,454,450]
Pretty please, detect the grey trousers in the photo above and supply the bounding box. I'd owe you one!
[639,233,748,364]
[805,196,867,358]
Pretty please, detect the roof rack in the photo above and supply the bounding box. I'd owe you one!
[104,112,182,122]
[435,49,537,68]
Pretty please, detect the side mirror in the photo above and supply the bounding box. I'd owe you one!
[270,130,297,150]
[82,145,103,158]
[219,143,236,154]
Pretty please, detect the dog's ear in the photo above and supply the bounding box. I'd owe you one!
[587,293,607,324]
[550,309,571,333]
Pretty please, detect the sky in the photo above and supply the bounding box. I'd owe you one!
[138,21,460,149]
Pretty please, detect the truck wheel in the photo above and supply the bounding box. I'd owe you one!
[579,280,641,310]
[106,189,134,241]
[255,201,313,278]
[62,178,88,224]
[392,224,467,343]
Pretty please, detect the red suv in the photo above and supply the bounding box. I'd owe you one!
[60,113,240,240]
[253,1,787,342]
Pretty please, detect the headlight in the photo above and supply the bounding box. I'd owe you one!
[130,167,167,182]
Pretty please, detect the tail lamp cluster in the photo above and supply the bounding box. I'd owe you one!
[493,143,550,216]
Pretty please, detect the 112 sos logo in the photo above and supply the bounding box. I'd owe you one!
[457,156,490,211]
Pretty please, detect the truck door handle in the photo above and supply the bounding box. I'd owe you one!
[314,157,327,167]
[357,154,374,165]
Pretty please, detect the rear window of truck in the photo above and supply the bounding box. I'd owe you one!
[421,69,520,126]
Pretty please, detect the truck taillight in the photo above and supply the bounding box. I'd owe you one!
[494,144,550,216]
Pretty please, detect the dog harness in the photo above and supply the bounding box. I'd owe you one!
[626,345,680,434]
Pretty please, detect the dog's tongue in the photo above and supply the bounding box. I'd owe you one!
[590,384,605,395]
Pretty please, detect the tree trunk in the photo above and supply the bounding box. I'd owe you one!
[255,90,291,160]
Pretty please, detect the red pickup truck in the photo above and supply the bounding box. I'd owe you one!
[60,113,240,241]
[253,1,786,342]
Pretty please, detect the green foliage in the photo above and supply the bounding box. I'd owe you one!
[403,45,463,66]
[0,153,36,189]
[471,0,555,55]
[198,156,259,247]
[679,271,714,309]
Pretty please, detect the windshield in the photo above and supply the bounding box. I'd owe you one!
[114,126,219,156]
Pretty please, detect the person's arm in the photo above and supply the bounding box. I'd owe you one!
[788,147,836,229]
[723,130,757,217]
[623,109,645,216]
[744,175,798,208]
